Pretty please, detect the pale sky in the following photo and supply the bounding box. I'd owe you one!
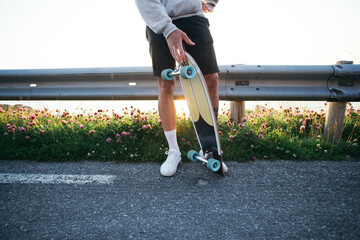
[0,0,359,69]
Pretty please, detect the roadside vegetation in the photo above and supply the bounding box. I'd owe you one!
[1,103,359,162]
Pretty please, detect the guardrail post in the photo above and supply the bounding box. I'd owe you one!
[230,101,245,123]
[324,60,353,142]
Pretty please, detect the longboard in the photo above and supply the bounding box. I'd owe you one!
[161,52,224,175]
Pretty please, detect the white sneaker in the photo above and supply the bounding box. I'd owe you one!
[160,149,181,177]
[199,149,228,173]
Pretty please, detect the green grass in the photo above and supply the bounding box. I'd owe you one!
[0,103,359,162]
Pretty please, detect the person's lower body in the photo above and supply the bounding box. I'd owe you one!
[146,16,227,176]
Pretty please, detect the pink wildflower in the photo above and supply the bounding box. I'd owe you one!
[25,136,30,140]
[258,134,263,139]
[106,138,112,143]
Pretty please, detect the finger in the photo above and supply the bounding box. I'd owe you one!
[178,46,186,63]
[182,33,195,46]
[171,46,181,64]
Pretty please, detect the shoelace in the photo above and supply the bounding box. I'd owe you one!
[164,150,181,163]
[165,150,180,155]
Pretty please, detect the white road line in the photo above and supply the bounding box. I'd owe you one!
[0,173,116,184]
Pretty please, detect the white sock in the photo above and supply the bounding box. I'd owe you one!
[164,129,180,152]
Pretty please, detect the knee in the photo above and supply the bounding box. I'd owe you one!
[158,77,175,95]
[204,73,218,90]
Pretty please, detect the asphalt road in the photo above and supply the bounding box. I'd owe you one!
[0,160,359,240]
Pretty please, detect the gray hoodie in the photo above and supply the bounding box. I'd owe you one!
[135,0,211,38]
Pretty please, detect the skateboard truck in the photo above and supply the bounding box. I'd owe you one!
[187,150,221,172]
[161,64,196,81]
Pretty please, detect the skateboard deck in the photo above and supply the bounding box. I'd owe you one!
[161,52,224,175]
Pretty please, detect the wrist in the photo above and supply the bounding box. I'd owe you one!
[163,24,178,39]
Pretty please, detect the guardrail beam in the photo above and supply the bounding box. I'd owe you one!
[1,64,359,101]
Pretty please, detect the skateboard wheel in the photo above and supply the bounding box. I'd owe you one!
[207,158,221,172]
[180,66,196,79]
[187,150,199,162]
[161,69,174,80]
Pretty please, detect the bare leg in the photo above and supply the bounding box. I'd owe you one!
[204,73,219,117]
[158,77,182,177]
[158,77,176,131]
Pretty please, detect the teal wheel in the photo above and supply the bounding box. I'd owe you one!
[187,150,199,162]
[180,66,196,79]
[207,158,221,172]
[161,69,174,80]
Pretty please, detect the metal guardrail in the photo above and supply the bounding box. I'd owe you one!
[0,64,359,101]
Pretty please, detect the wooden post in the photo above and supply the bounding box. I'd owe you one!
[230,101,245,123]
[324,60,353,142]
[324,102,347,142]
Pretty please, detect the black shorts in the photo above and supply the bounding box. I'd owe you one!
[146,15,219,77]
